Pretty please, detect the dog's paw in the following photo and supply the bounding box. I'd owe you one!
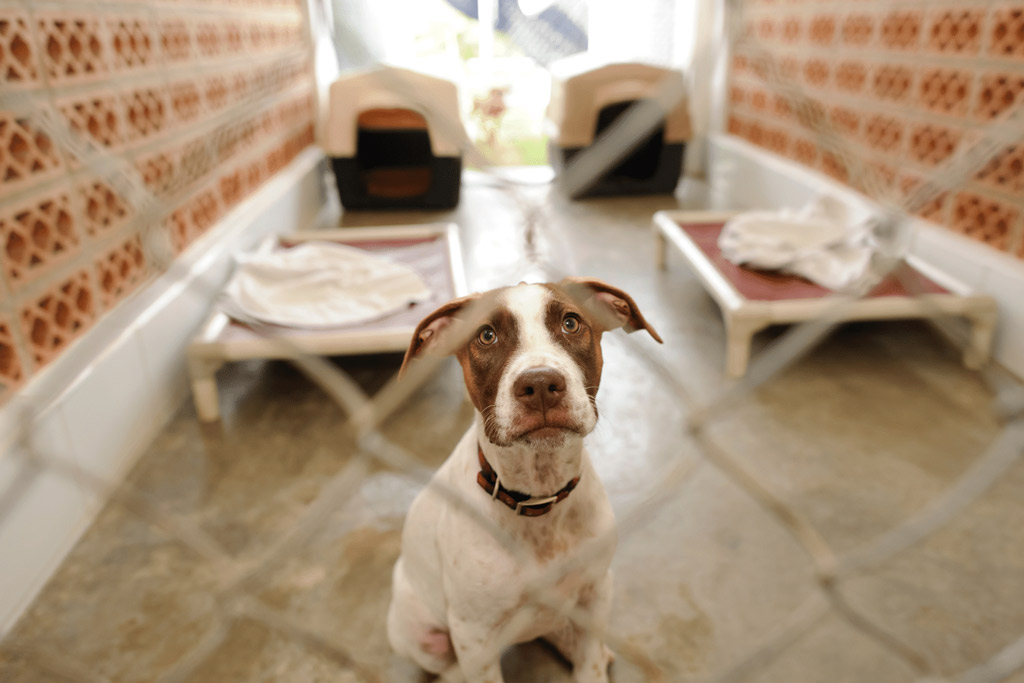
[604,644,615,666]
[419,627,453,658]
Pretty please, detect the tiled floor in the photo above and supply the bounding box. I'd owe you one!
[2,178,1022,682]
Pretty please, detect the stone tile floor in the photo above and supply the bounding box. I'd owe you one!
[2,179,1022,682]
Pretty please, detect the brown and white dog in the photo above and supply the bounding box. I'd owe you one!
[387,278,662,682]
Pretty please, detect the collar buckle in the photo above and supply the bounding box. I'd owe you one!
[514,494,560,515]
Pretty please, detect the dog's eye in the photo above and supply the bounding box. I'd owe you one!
[562,315,581,334]
[477,326,497,345]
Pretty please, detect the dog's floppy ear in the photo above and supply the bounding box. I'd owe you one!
[559,277,663,343]
[399,293,480,377]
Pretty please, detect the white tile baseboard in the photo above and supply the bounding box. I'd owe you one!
[706,134,1024,380]
[0,148,334,636]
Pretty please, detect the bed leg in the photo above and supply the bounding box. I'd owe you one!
[189,356,225,422]
[725,317,763,379]
[963,307,997,370]
[654,228,668,270]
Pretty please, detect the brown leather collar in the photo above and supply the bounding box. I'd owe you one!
[476,445,581,517]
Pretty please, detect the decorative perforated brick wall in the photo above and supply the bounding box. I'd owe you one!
[0,0,314,403]
[727,1,1024,259]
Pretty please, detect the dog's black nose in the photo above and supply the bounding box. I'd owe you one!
[514,367,566,412]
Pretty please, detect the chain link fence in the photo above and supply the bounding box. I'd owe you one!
[1,0,1024,681]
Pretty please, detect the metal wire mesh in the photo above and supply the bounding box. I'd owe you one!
[1,0,1024,681]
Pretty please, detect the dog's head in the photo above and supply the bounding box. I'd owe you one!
[401,278,662,448]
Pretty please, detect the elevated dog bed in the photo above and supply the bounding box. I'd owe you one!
[187,223,467,422]
[324,67,466,209]
[653,210,997,378]
[547,60,691,198]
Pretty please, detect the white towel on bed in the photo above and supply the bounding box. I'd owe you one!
[718,198,877,291]
[221,241,432,328]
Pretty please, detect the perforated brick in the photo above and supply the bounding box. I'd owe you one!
[820,151,848,183]
[0,191,79,289]
[160,19,191,62]
[779,57,800,81]
[881,11,922,50]
[975,145,1024,194]
[243,159,267,194]
[927,9,981,54]
[808,15,836,46]
[178,138,214,189]
[165,189,221,254]
[137,148,178,198]
[762,126,790,156]
[59,93,124,151]
[793,98,826,131]
[990,7,1024,58]
[918,68,972,117]
[249,21,270,51]
[836,61,868,93]
[196,21,223,57]
[225,22,245,54]
[95,234,147,310]
[873,64,914,102]
[0,319,25,400]
[899,174,948,223]
[804,59,830,87]
[730,85,747,109]
[864,114,905,152]
[830,106,861,137]
[78,179,132,238]
[742,121,765,149]
[909,123,962,166]
[772,93,793,120]
[842,14,874,46]
[975,73,1024,121]
[782,17,802,44]
[0,14,39,85]
[122,88,168,141]
[792,137,819,168]
[219,168,245,209]
[170,81,202,123]
[750,88,770,113]
[19,269,96,367]
[0,113,64,186]
[165,207,193,254]
[868,161,897,188]
[951,192,1020,250]
[37,15,107,82]
[266,143,290,175]
[204,75,230,113]
[230,70,250,101]
[188,189,222,239]
[727,115,745,137]
[107,17,153,70]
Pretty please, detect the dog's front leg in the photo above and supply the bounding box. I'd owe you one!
[446,614,505,683]
[545,573,614,683]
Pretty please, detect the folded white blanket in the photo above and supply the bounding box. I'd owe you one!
[718,198,877,291]
[222,241,432,328]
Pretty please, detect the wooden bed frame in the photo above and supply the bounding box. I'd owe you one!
[187,222,467,422]
[653,210,998,378]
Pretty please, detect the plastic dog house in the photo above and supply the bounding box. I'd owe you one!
[547,61,692,198]
[323,67,465,209]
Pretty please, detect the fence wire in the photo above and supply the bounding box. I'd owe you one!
[2,1,1024,682]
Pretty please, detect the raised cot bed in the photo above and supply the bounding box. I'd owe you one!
[187,222,467,421]
[653,210,998,378]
